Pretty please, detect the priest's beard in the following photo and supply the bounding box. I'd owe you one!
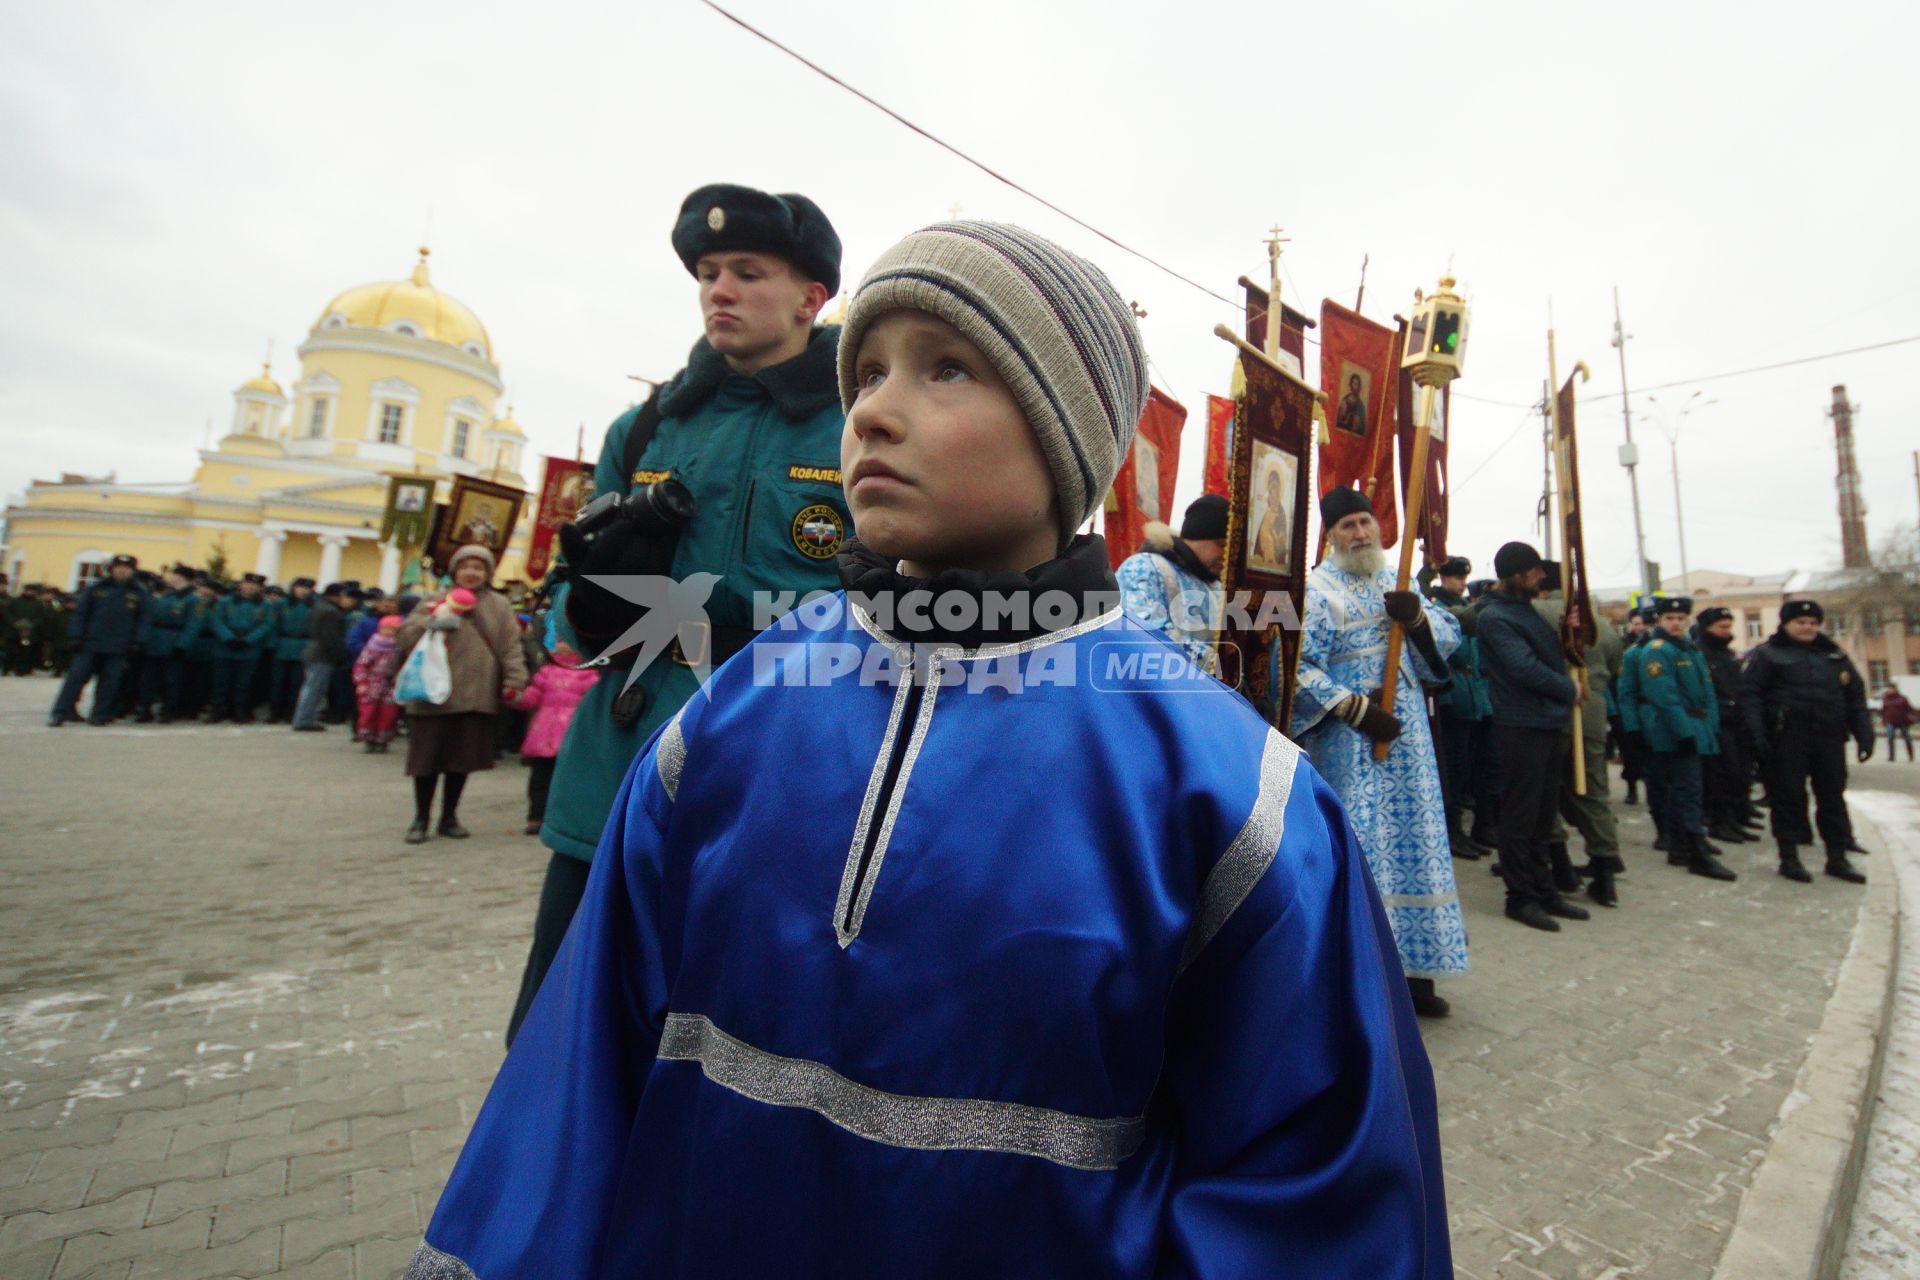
[1330,544,1385,577]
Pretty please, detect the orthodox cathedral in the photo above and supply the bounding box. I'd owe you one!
[4,248,533,591]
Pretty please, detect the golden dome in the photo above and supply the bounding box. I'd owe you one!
[238,361,283,397]
[314,246,493,360]
[489,405,527,438]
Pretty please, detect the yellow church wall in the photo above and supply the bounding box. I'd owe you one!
[193,456,323,500]
[291,346,498,463]
[5,521,191,589]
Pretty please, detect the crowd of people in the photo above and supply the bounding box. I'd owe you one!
[12,549,597,844]
[8,179,1907,1277]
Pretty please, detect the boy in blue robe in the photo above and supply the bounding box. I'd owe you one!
[409,223,1451,1278]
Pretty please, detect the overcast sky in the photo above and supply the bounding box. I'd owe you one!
[3,0,1914,589]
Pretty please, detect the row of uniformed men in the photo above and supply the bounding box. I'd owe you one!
[45,555,405,727]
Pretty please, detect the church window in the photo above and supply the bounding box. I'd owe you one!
[308,397,328,438]
[393,323,420,338]
[75,559,107,590]
[1744,615,1763,642]
[1869,661,1889,688]
[378,403,404,444]
[452,419,471,458]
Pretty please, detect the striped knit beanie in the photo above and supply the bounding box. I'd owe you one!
[837,222,1150,545]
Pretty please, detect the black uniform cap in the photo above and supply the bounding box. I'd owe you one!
[1780,598,1825,623]
[240,572,267,586]
[109,553,138,569]
[290,577,316,590]
[673,184,842,296]
[1697,606,1732,627]
[1652,595,1692,616]
[1436,555,1472,577]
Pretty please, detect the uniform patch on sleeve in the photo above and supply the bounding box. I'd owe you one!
[792,504,845,560]
[630,468,673,485]
[788,465,842,485]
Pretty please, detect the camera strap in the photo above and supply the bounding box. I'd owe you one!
[618,388,667,490]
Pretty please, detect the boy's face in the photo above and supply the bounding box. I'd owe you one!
[843,309,1058,575]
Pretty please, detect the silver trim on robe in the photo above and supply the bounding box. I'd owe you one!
[834,668,920,947]
[404,1242,479,1280]
[657,707,688,802]
[658,1012,1146,1171]
[1176,728,1302,975]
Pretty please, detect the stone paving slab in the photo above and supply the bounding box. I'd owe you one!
[0,674,1879,1277]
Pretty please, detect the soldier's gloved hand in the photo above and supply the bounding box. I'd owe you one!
[1383,591,1426,626]
[558,516,660,643]
[1337,691,1402,744]
[1858,741,1874,763]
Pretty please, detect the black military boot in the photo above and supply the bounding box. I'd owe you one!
[1623,779,1639,805]
[1824,849,1866,884]
[1543,892,1591,921]
[1505,899,1561,932]
[1687,834,1738,882]
[1548,841,1582,892]
[1407,978,1450,1019]
[1708,818,1751,844]
[1777,844,1812,884]
[1447,809,1482,861]
[1467,816,1499,853]
[1585,861,1618,908]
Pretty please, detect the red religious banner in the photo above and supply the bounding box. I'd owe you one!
[526,456,592,580]
[1240,278,1313,372]
[1222,352,1317,728]
[1318,300,1400,547]
[1203,395,1234,498]
[1396,346,1450,566]
[1103,387,1186,570]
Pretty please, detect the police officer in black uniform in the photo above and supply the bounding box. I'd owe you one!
[1742,599,1873,884]
[48,554,150,726]
[1691,606,1754,845]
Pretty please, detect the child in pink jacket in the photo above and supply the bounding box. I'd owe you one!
[505,640,600,835]
[352,615,406,753]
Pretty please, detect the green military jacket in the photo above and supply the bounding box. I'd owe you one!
[1618,630,1719,754]
[143,588,197,659]
[543,326,850,862]
[272,596,314,662]
[1531,594,1623,742]
[183,597,221,661]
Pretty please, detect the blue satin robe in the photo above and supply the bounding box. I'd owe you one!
[409,595,1451,1279]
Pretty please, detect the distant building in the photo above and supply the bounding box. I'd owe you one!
[3,248,532,592]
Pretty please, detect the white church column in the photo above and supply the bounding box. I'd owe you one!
[317,533,349,586]
[379,539,403,595]
[255,528,287,583]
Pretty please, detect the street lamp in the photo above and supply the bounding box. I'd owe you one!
[1644,391,1716,593]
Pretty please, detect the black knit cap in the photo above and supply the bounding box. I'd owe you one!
[1493,541,1544,578]
[1181,494,1229,541]
[672,184,842,295]
[1781,598,1825,623]
[1319,486,1373,527]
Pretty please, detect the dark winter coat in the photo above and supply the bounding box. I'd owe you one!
[143,587,196,658]
[69,578,151,656]
[1474,589,1578,729]
[302,598,350,666]
[1742,630,1873,752]
[1693,628,1743,712]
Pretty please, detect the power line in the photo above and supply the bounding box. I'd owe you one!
[698,0,1241,311]
[1586,335,1920,399]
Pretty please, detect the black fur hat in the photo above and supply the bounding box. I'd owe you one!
[672,184,842,295]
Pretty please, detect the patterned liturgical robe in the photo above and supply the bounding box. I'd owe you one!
[1289,563,1470,978]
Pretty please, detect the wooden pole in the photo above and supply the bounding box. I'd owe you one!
[1547,326,1587,793]
[1372,382,1436,761]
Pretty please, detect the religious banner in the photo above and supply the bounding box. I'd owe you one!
[1396,336,1451,566]
[1222,350,1317,730]
[1203,395,1234,498]
[378,474,438,549]
[1240,278,1313,376]
[1103,387,1187,570]
[1318,300,1400,547]
[428,474,526,577]
[526,456,592,581]
[1553,373,1598,655]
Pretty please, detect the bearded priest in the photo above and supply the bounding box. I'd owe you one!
[1288,488,1468,1017]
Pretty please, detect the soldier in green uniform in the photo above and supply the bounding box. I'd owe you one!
[505,182,853,1047]
[208,572,273,722]
[1426,556,1491,860]
[268,577,316,723]
[178,578,223,718]
[1533,588,1627,906]
[135,565,198,721]
[1618,596,1736,882]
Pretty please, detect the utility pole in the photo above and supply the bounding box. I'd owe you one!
[1668,435,1690,590]
[1611,288,1653,594]
[1540,380,1554,557]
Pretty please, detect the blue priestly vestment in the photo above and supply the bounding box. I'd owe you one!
[410,549,1451,1278]
[1289,563,1470,979]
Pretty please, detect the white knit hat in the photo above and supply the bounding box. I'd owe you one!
[838,222,1149,544]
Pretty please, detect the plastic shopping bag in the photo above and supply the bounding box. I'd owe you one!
[394,631,453,705]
